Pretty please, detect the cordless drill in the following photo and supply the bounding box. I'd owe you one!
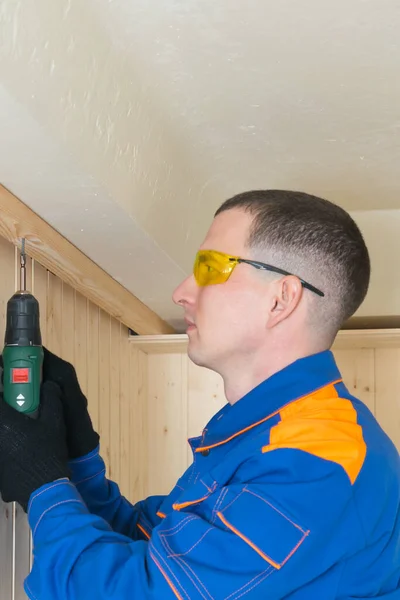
[2,240,43,418]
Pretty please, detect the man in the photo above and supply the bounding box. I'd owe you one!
[0,190,399,599]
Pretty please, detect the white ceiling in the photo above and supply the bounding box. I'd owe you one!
[0,0,399,331]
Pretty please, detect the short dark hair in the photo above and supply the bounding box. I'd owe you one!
[215,190,370,330]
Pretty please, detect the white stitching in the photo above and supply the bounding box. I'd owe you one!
[33,499,82,538]
[28,479,72,510]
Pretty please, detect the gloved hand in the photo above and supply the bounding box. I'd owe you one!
[42,348,99,459]
[0,380,70,511]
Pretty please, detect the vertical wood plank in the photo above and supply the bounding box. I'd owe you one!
[46,272,62,356]
[119,328,131,499]
[146,353,188,496]
[99,310,111,475]
[0,238,18,600]
[0,237,15,344]
[109,318,121,483]
[31,262,48,347]
[129,346,148,503]
[0,502,13,600]
[333,348,376,414]
[87,302,100,439]
[14,247,31,596]
[74,292,88,397]
[13,503,29,600]
[61,283,75,364]
[375,348,400,451]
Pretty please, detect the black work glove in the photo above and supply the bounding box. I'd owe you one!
[0,381,70,511]
[42,348,99,460]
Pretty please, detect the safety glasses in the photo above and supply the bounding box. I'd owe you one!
[193,249,324,297]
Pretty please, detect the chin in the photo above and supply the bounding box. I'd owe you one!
[187,346,218,373]
[187,342,207,368]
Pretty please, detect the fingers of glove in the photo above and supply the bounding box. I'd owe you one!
[0,394,35,456]
[0,392,31,426]
[42,348,89,418]
[39,381,67,434]
[0,383,65,446]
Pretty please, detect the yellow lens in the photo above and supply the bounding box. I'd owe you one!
[193,251,236,286]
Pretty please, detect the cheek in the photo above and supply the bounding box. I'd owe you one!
[198,285,264,338]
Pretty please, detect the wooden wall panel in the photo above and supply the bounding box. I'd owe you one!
[74,292,88,397]
[375,349,400,450]
[110,318,121,484]
[129,346,148,503]
[146,353,188,495]
[0,236,147,599]
[333,349,376,414]
[0,240,20,600]
[87,302,100,434]
[99,310,111,474]
[118,339,132,499]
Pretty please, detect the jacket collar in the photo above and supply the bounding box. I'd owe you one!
[195,350,342,453]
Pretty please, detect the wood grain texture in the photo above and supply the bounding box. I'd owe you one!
[334,348,375,414]
[0,238,19,599]
[0,184,174,335]
[375,348,400,450]
[129,346,148,503]
[146,353,188,495]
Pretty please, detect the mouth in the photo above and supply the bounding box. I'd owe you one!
[184,318,196,333]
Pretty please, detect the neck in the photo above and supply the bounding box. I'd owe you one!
[221,339,328,405]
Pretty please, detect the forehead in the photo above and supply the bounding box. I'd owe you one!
[200,209,254,254]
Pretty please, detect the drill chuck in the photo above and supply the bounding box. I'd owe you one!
[3,291,43,417]
[5,292,42,346]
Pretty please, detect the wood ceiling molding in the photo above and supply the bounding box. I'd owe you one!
[129,330,400,354]
[0,185,174,335]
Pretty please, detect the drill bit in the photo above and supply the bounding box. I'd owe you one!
[20,238,26,292]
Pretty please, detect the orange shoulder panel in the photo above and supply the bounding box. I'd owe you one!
[262,384,367,484]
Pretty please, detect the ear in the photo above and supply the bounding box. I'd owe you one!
[266,276,303,329]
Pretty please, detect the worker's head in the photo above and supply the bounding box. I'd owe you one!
[173,190,370,398]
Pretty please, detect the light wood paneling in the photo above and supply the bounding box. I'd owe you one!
[129,346,148,503]
[87,302,100,434]
[0,240,23,599]
[119,336,132,499]
[147,354,188,495]
[334,349,375,414]
[74,292,88,397]
[31,262,48,346]
[375,349,400,450]
[0,502,12,600]
[110,318,121,483]
[99,310,111,474]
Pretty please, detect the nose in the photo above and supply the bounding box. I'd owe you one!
[172,274,197,307]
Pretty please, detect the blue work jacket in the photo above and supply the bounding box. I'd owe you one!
[25,350,400,598]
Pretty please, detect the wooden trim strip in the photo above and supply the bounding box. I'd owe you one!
[128,330,400,354]
[0,184,174,335]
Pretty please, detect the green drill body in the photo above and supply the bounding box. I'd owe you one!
[2,242,43,418]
